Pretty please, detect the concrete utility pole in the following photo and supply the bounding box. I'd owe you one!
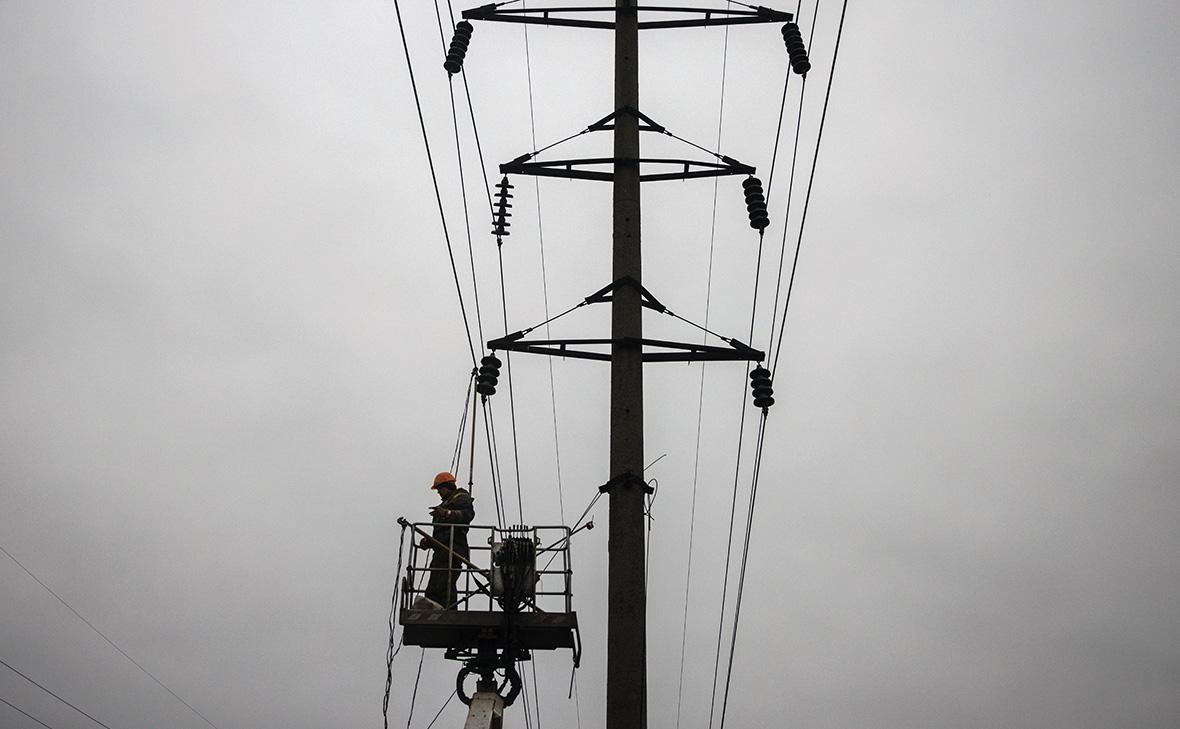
[608,1,646,728]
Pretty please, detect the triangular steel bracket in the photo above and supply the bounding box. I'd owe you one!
[486,278,764,363]
[583,276,668,313]
[498,106,756,183]
[586,106,666,133]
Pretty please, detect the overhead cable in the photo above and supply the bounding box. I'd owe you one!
[521,10,570,525]
[0,545,222,729]
[772,0,849,373]
[718,411,770,729]
[681,17,732,729]
[766,0,819,358]
[392,0,479,365]
[424,690,457,729]
[0,696,56,729]
[0,657,115,729]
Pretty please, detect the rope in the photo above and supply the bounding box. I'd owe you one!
[0,545,222,729]
[772,0,848,374]
[384,522,409,729]
[392,0,478,366]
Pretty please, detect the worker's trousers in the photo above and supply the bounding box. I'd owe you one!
[424,539,469,607]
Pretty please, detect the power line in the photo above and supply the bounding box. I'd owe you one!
[404,648,426,729]
[0,657,115,729]
[681,16,733,729]
[772,0,849,373]
[0,545,222,729]
[433,2,488,350]
[424,689,457,729]
[766,0,818,359]
[391,0,479,366]
[718,412,770,729]
[520,0,568,526]
[0,695,57,729]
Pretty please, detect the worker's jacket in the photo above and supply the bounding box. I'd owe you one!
[430,487,475,548]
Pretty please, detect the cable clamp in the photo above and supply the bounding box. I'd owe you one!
[598,471,654,494]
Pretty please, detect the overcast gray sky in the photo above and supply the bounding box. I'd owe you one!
[3,1,1179,728]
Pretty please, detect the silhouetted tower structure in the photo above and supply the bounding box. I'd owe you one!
[418,3,811,726]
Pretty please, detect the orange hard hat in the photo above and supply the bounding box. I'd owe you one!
[432,471,457,489]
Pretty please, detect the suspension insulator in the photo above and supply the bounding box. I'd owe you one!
[443,21,474,75]
[492,175,513,241]
[781,22,811,76]
[742,176,770,231]
[476,354,502,397]
[749,366,775,409]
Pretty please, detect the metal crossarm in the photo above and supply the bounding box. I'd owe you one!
[499,156,754,182]
[462,4,793,30]
[486,277,765,363]
[499,106,757,183]
[485,336,764,363]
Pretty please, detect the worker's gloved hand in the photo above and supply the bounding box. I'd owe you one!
[418,537,430,548]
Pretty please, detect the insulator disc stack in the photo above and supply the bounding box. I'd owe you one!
[492,176,513,241]
[781,22,811,76]
[476,354,502,397]
[443,21,474,75]
[749,366,775,409]
[742,177,770,231]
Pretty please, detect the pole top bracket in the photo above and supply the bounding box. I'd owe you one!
[599,472,654,494]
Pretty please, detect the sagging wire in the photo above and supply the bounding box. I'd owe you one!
[391,0,478,366]
[0,697,53,729]
[678,10,732,729]
[718,4,851,723]
[766,0,819,360]
[705,372,753,729]
[772,0,847,375]
[434,0,489,352]
[717,411,770,729]
[0,657,116,729]
[0,545,224,729]
[521,0,566,528]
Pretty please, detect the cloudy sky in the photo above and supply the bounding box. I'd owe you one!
[2,1,1178,728]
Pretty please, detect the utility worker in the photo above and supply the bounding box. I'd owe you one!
[420,471,475,609]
